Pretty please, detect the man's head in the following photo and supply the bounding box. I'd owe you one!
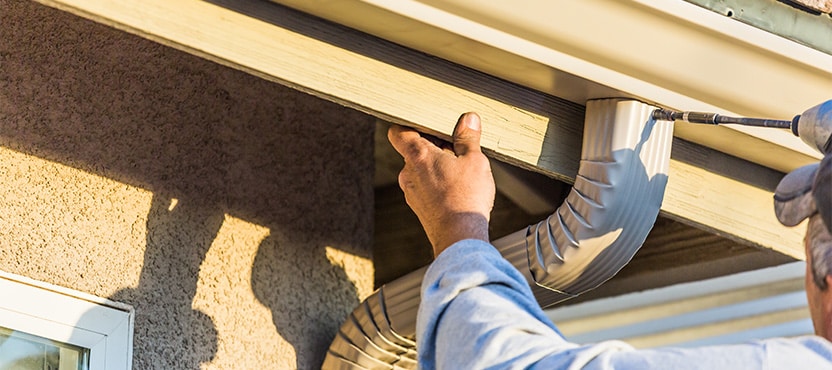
[775,153,832,339]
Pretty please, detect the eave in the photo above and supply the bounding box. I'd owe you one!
[32,0,829,264]
[275,0,832,174]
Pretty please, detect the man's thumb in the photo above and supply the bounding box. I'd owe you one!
[453,112,482,156]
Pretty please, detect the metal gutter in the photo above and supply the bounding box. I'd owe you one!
[684,0,832,55]
[273,0,832,173]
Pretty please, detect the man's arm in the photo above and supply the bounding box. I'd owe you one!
[388,113,627,368]
[388,113,832,369]
[417,238,623,369]
[418,238,832,369]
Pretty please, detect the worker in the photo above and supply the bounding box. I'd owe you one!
[388,112,832,369]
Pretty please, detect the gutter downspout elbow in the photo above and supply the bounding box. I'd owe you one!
[507,99,673,306]
[324,99,674,369]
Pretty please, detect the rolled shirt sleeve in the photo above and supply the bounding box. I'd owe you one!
[416,239,832,369]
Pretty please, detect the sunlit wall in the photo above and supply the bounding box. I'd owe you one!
[0,1,376,368]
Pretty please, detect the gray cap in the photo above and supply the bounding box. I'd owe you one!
[774,153,832,234]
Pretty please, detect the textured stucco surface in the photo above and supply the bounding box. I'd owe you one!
[790,0,832,13]
[0,1,375,368]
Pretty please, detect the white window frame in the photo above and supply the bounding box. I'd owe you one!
[0,270,133,370]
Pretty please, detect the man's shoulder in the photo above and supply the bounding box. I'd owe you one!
[755,335,832,367]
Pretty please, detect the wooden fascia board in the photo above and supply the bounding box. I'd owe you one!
[274,0,832,174]
[34,0,804,258]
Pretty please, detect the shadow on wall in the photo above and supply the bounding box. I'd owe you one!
[252,235,363,367]
[109,194,224,367]
[1,0,374,368]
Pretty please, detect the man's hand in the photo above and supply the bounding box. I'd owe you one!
[388,112,495,256]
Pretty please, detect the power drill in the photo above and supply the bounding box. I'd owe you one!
[652,100,832,155]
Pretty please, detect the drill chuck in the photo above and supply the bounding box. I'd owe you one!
[792,100,832,155]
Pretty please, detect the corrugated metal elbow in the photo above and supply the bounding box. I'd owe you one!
[324,99,674,369]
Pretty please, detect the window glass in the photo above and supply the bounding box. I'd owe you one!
[0,327,89,370]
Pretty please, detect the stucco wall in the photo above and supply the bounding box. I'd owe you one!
[0,1,375,368]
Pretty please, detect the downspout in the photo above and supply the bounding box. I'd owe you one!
[324,99,674,369]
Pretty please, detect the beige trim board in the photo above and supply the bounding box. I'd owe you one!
[274,0,832,174]
[33,0,803,258]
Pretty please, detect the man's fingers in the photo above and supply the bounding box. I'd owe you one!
[453,112,482,156]
[388,113,480,161]
[388,124,434,162]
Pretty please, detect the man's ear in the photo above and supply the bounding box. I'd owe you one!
[819,275,832,341]
[823,275,832,306]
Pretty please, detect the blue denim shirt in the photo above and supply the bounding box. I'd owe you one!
[417,239,832,369]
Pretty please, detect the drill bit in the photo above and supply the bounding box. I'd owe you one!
[652,109,792,129]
